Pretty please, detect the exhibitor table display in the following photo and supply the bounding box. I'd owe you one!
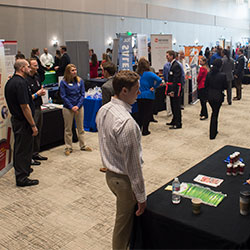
[42,71,57,86]
[131,145,250,249]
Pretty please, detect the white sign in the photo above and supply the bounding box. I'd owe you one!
[151,34,172,72]
[137,34,148,61]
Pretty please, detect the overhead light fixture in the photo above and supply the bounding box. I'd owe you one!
[195,39,199,45]
[107,37,113,46]
[51,38,59,47]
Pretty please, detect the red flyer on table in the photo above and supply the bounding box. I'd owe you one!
[193,174,224,187]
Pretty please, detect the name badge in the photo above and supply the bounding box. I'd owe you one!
[169,71,173,75]
[69,83,73,86]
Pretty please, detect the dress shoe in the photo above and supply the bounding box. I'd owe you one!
[228,102,232,105]
[31,159,41,166]
[233,97,240,101]
[33,154,48,161]
[100,167,107,173]
[150,119,158,123]
[142,131,151,136]
[81,146,92,152]
[169,125,182,129]
[16,178,39,187]
[200,116,208,121]
[166,122,175,126]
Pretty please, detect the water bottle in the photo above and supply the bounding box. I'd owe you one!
[87,73,90,80]
[172,177,181,204]
[48,97,52,104]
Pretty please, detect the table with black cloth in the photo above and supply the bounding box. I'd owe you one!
[131,145,250,249]
[40,108,64,151]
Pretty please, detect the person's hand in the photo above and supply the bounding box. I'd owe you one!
[32,126,38,136]
[234,75,238,79]
[37,86,46,96]
[168,91,174,97]
[150,87,154,92]
[72,106,79,112]
[136,201,146,216]
[54,66,59,71]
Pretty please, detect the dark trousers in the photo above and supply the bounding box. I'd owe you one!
[234,77,242,100]
[11,117,33,182]
[208,101,222,139]
[137,99,154,133]
[170,96,182,126]
[33,107,43,157]
[226,80,232,104]
[198,89,208,118]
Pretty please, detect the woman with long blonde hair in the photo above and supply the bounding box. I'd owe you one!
[60,64,92,155]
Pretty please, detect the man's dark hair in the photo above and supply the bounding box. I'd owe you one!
[239,48,244,54]
[60,45,67,52]
[166,50,176,58]
[102,61,116,76]
[112,70,139,96]
[15,53,25,60]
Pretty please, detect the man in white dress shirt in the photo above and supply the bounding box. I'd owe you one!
[40,48,54,70]
[96,70,147,250]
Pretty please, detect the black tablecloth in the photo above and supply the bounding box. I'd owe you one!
[131,145,250,249]
[40,108,64,151]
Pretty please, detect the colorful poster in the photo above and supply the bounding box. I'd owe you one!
[184,46,203,66]
[0,41,13,177]
[118,35,133,71]
[151,34,172,72]
[137,34,148,61]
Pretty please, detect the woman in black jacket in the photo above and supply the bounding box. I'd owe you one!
[205,59,227,139]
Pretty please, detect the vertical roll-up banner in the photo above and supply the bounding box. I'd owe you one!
[137,34,148,61]
[0,41,14,177]
[151,34,172,72]
[118,35,133,71]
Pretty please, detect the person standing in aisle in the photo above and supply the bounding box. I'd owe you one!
[165,50,183,129]
[26,58,48,164]
[221,49,234,105]
[54,45,71,77]
[205,59,227,140]
[234,48,245,101]
[136,58,162,136]
[96,70,146,250]
[197,57,209,120]
[31,48,45,82]
[60,64,92,156]
[5,59,39,187]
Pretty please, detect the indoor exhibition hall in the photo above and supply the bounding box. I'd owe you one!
[0,0,250,249]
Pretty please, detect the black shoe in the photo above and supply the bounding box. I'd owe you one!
[33,154,48,161]
[150,119,158,123]
[181,105,184,110]
[200,116,208,120]
[16,178,39,187]
[166,122,175,126]
[31,159,41,166]
[29,168,33,173]
[142,131,151,136]
[169,125,182,129]
[228,102,232,105]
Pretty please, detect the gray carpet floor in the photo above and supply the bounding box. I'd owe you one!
[1,85,250,249]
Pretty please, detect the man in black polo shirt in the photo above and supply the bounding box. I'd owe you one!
[5,59,39,187]
[27,58,48,164]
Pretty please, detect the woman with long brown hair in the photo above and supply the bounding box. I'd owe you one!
[89,53,99,78]
[137,58,162,136]
[60,64,92,155]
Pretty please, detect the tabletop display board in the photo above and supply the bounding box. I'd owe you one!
[0,41,14,177]
[151,34,172,72]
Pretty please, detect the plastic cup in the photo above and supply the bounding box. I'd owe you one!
[240,191,250,215]
[192,198,202,215]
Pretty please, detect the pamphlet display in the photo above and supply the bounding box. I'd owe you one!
[176,182,227,207]
[193,174,224,187]
[151,34,172,72]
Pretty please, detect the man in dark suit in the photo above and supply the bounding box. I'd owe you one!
[234,48,245,100]
[165,50,182,129]
[54,45,71,77]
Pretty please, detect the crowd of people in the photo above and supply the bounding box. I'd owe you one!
[3,43,249,250]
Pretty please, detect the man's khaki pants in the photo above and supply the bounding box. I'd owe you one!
[62,107,85,150]
[106,170,137,250]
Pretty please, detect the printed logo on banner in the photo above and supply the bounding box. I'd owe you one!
[118,35,133,71]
